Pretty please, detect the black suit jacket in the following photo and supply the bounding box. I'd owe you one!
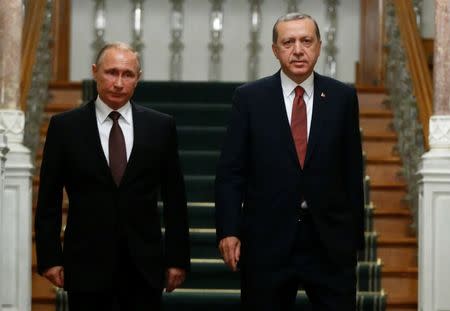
[35,100,190,291]
[215,72,364,280]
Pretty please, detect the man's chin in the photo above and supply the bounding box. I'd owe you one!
[104,98,127,109]
[290,65,309,73]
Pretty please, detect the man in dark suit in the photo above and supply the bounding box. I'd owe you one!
[215,13,364,310]
[35,42,190,310]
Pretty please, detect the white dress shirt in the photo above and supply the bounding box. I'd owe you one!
[280,70,315,139]
[95,97,134,164]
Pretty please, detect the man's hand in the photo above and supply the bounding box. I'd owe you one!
[43,266,64,288]
[165,267,186,292]
[219,236,241,272]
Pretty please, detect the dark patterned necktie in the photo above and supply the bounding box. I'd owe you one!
[108,111,127,186]
[291,86,307,168]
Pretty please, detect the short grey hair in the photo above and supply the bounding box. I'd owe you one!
[272,13,321,43]
[94,41,142,73]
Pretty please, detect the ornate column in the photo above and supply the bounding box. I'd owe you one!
[92,0,106,61]
[208,0,224,81]
[285,0,300,13]
[0,1,33,310]
[413,0,423,28]
[323,0,338,78]
[247,0,263,81]
[418,1,450,311]
[169,0,184,81]
[131,0,145,67]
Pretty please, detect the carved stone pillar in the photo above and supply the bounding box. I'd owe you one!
[418,1,450,311]
[0,1,33,310]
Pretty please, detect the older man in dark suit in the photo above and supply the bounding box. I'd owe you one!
[215,13,364,310]
[35,42,190,310]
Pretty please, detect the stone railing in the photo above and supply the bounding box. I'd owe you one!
[88,0,341,81]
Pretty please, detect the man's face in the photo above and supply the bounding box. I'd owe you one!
[272,18,321,84]
[92,48,141,110]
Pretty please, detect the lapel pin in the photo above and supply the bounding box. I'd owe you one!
[321,92,326,98]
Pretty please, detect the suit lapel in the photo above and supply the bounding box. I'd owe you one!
[269,72,302,171]
[304,72,327,166]
[82,100,115,183]
[120,102,144,186]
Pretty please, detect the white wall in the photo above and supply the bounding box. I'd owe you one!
[70,1,360,83]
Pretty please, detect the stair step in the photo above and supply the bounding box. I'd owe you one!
[386,297,417,310]
[360,110,393,118]
[366,156,401,164]
[179,151,219,175]
[373,208,414,238]
[366,162,404,184]
[371,182,407,191]
[45,103,79,114]
[32,272,56,301]
[187,229,378,262]
[177,126,225,151]
[141,103,231,126]
[48,288,386,311]
[357,91,389,112]
[31,302,54,311]
[48,81,82,107]
[184,175,215,202]
[363,140,396,158]
[370,187,408,210]
[382,268,417,303]
[377,238,417,269]
[182,176,408,206]
[362,132,397,160]
[31,258,382,293]
[162,289,386,310]
[183,259,382,292]
[35,150,402,179]
[360,117,394,136]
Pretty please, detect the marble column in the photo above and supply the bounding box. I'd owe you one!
[418,1,450,311]
[0,1,33,311]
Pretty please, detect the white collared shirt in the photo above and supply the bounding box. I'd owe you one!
[95,97,134,164]
[280,70,314,139]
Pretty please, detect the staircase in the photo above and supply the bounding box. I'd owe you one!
[31,82,417,310]
[358,89,418,310]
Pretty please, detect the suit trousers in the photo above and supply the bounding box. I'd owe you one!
[67,241,162,311]
[241,212,357,311]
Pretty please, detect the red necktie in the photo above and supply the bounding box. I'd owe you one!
[109,111,127,186]
[291,86,307,168]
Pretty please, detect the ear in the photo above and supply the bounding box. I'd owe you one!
[92,64,98,80]
[272,44,279,60]
[317,40,322,55]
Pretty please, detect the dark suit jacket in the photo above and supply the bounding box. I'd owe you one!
[215,71,364,282]
[35,100,190,291]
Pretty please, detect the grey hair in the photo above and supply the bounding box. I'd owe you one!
[94,41,142,73]
[272,13,321,43]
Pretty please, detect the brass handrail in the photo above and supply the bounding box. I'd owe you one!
[393,0,433,149]
[20,0,47,112]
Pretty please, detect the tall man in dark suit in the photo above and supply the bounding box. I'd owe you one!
[215,13,364,310]
[35,42,190,310]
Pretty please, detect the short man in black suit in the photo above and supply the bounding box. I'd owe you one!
[216,13,364,310]
[35,42,190,310]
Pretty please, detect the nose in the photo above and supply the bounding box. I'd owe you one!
[113,76,124,88]
[293,41,303,55]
